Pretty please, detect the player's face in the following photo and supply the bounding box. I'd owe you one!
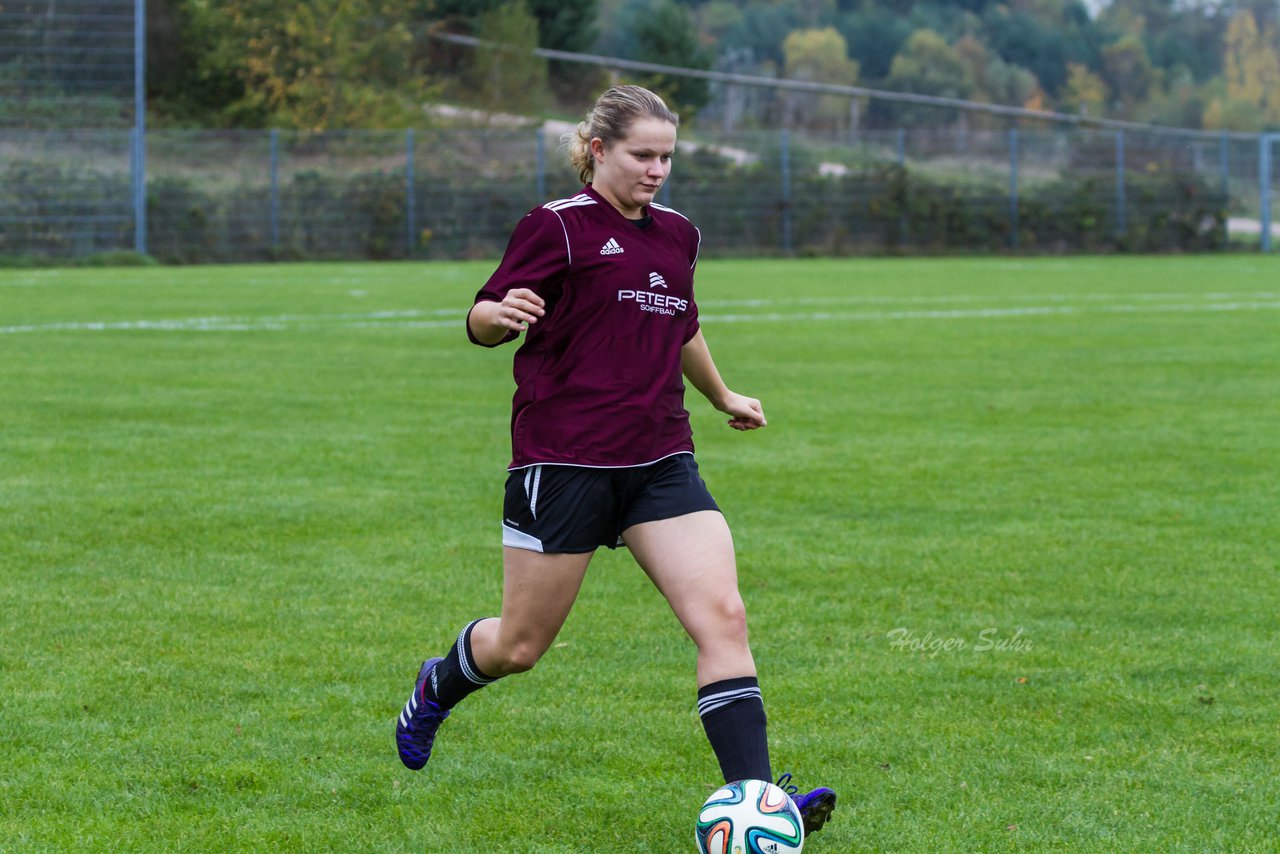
[591,117,676,218]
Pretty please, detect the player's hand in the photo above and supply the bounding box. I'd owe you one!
[719,391,766,431]
[493,288,545,331]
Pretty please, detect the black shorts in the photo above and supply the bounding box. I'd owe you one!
[501,453,720,554]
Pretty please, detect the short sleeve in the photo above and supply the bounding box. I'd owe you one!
[467,208,570,346]
[683,223,702,343]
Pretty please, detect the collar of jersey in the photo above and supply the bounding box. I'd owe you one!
[583,183,657,230]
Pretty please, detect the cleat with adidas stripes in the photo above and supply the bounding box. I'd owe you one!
[396,658,450,771]
[776,773,837,836]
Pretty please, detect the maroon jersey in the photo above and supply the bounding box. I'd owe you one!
[469,184,702,470]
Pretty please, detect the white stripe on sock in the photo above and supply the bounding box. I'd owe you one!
[697,687,762,717]
[456,619,497,685]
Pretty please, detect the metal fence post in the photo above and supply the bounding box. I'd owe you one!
[1009,127,1019,250]
[130,128,145,254]
[132,0,146,255]
[1221,132,1230,240]
[781,128,793,254]
[535,127,546,201]
[406,128,416,258]
[897,128,907,243]
[1219,133,1230,194]
[1115,130,1127,238]
[269,129,280,252]
[1261,134,1274,253]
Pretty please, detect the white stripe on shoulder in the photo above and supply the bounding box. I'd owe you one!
[547,199,597,212]
[651,202,690,222]
[542,207,572,267]
[542,193,587,208]
[544,194,595,211]
[651,203,700,268]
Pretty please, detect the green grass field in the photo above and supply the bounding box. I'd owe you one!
[3,256,1278,852]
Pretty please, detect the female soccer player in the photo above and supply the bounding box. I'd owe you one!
[395,85,836,836]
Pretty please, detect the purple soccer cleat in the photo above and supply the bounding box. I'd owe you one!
[776,772,837,836]
[396,658,450,771]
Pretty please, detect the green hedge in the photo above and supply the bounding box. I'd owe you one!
[0,161,133,257]
[1,157,1228,264]
[671,161,1226,256]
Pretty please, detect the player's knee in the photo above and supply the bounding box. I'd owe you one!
[493,637,547,675]
[707,592,750,646]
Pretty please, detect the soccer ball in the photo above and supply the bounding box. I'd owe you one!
[695,779,804,854]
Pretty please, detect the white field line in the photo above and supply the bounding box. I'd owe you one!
[700,290,1279,307]
[0,308,453,334]
[703,300,1280,324]
[4,294,1280,335]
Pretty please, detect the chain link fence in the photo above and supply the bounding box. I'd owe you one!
[0,0,137,128]
[3,122,1276,262]
[1,8,1276,262]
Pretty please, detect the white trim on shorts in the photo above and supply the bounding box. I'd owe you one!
[502,523,545,552]
[507,450,692,473]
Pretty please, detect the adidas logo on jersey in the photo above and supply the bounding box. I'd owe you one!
[600,238,624,255]
[648,272,668,288]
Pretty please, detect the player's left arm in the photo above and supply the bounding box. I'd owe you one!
[680,329,766,431]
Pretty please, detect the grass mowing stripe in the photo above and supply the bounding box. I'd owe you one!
[1,256,1277,852]
[8,295,1280,335]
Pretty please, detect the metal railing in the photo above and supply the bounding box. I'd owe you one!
[2,124,1270,261]
[2,22,1275,260]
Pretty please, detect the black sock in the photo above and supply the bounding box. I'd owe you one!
[698,676,772,783]
[422,619,499,710]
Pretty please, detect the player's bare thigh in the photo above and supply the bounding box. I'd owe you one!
[469,547,594,677]
[623,511,756,685]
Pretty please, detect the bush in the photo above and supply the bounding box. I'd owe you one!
[0,161,132,257]
[0,154,1231,264]
[0,250,156,269]
[664,160,1226,256]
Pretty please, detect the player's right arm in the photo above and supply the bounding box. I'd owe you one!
[466,208,569,347]
[467,289,545,344]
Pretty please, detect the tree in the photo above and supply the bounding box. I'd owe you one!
[782,27,860,130]
[1224,10,1280,112]
[1060,62,1108,118]
[981,7,1070,96]
[470,1,550,116]
[697,1,745,44]
[716,1,802,67]
[526,0,599,53]
[200,0,434,129]
[883,29,975,125]
[835,6,913,82]
[422,0,597,100]
[1125,0,1228,84]
[1137,65,1207,127]
[954,34,1039,110]
[1202,8,1280,129]
[422,0,597,52]
[147,0,245,125]
[1101,34,1158,115]
[794,0,837,28]
[604,0,712,118]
